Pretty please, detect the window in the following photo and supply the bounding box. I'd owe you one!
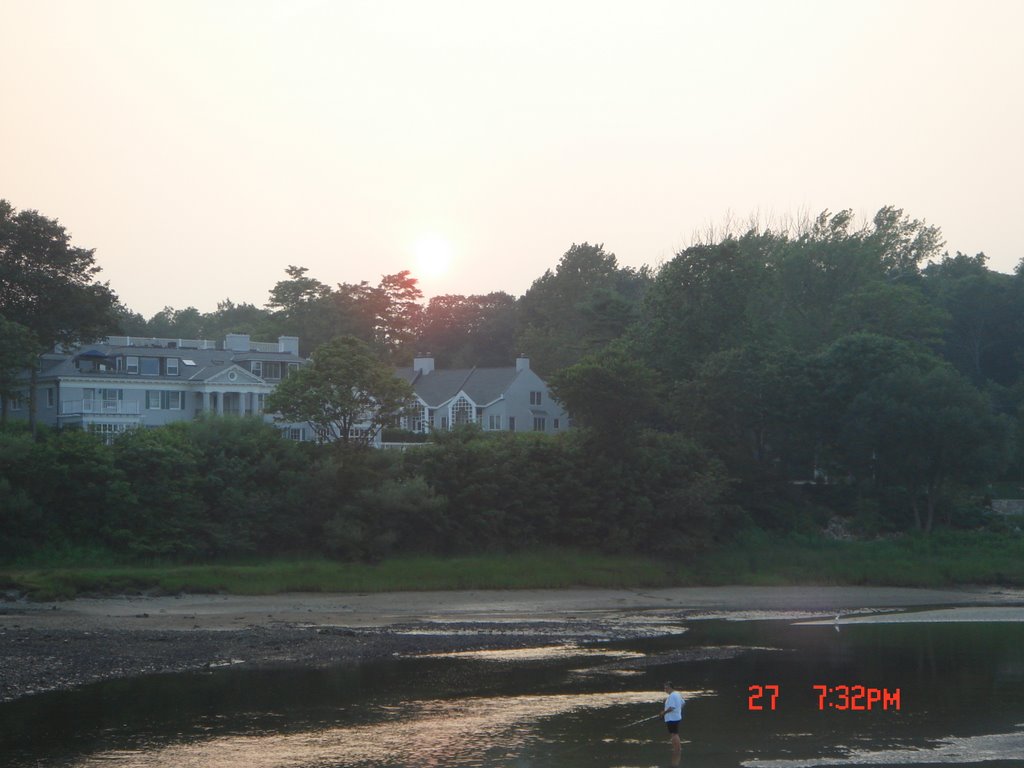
[553,418,560,430]
[140,357,159,375]
[47,389,55,408]
[166,358,179,376]
[407,403,427,433]
[451,395,474,425]
[147,391,162,409]
[441,416,449,430]
[508,416,515,432]
[530,391,542,405]
[251,360,262,377]
[9,392,23,410]
[288,427,305,441]
[287,363,299,376]
[126,356,139,374]
[263,362,282,379]
[488,414,501,430]
[533,417,546,432]
[167,391,182,410]
[88,423,129,445]
[182,359,197,367]
[102,389,121,412]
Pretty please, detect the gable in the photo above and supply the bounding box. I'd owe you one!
[196,364,266,385]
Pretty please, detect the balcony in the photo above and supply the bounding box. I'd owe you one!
[105,336,217,350]
[61,399,141,416]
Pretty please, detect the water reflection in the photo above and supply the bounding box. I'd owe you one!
[69,691,699,768]
[741,726,1024,765]
[4,619,1024,767]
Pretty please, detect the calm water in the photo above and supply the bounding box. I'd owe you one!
[2,616,1024,767]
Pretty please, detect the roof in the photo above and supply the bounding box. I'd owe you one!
[24,339,303,384]
[396,366,521,407]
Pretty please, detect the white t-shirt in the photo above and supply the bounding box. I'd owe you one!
[664,690,684,722]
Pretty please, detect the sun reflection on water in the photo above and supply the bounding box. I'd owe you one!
[71,690,702,768]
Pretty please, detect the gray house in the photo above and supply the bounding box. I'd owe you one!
[9,334,304,442]
[394,355,569,436]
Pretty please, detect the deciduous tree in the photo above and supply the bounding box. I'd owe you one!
[0,200,119,434]
[265,336,414,446]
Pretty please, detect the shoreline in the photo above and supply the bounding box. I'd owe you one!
[3,585,1023,703]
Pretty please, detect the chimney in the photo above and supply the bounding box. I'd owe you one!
[516,354,530,373]
[414,355,435,375]
[278,336,300,355]
[225,333,250,352]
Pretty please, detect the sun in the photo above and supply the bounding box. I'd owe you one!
[412,234,455,280]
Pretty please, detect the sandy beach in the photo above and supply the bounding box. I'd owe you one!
[3,585,1023,702]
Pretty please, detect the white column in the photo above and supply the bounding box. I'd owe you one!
[216,391,224,415]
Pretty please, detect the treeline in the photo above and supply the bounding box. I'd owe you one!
[115,248,651,371]
[5,202,1024,564]
[553,208,1024,535]
[0,419,733,562]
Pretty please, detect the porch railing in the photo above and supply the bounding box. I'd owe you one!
[61,399,141,415]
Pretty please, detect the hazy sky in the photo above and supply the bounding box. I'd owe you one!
[2,0,1022,318]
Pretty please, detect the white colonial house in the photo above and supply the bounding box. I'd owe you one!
[394,355,569,437]
[7,334,306,442]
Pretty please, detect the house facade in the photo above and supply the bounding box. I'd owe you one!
[8,334,306,442]
[6,338,570,444]
[394,355,569,436]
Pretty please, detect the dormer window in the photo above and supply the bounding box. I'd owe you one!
[251,360,263,377]
[125,356,139,374]
[140,357,159,376]
[166,358,179,376]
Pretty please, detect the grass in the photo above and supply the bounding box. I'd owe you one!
[0,550,678,601]
[4,531,1024,601]
[685,530,1024,588]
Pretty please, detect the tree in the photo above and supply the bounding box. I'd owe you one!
[0,316,37,425]
[830,281,948,350]
[518,243,650,375]
[146,306,205,339]
[811,333,944,477]
[0,200,119,434]
[375,271,423,361]
[266,266,337,353]
[265,336,414,446]
[631,232,776,378]
[841,365,1009,532]
[416,292,518,367]
[923,252,1021,386]
[678,344,818,480]
[548,346,665,445]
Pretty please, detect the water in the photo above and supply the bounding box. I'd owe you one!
[3,616,1023,767]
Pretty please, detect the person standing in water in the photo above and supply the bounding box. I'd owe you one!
[662,681,684,750]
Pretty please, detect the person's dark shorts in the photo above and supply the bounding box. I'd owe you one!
[666,718,682,734]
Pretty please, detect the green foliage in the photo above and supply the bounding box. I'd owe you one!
[0,316,37,424]
[841,365,1010,531]
[0,551,679,601]
[518,243,651,376]
[266,336,415,445]
[417,292,518,367]
[0,200,119,350]
[548,345,666,443]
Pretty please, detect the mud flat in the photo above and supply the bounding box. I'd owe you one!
[2,585,1023,702]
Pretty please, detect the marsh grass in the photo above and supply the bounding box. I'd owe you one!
[4,532,1023,601]
[0,550,677,601]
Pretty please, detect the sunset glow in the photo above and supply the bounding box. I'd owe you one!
[413,235,455,281]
